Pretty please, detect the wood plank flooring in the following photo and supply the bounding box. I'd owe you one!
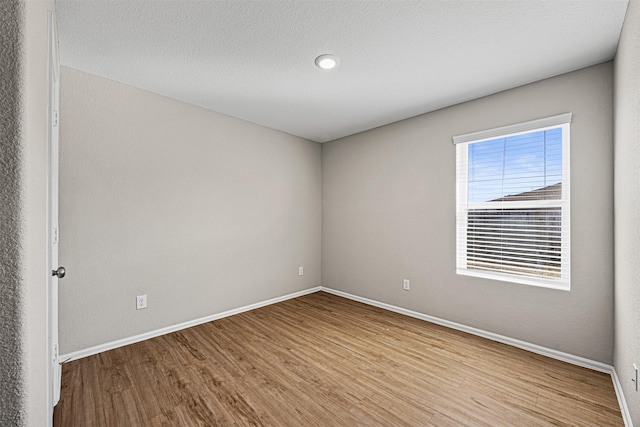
[53,292,623,426]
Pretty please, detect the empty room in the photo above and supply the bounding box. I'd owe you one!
[2,0,639,425]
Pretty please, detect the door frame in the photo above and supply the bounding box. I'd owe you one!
[46,9,61,421]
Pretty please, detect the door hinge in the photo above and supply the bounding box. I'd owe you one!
[53,110,59,127]
[53,227,58,244]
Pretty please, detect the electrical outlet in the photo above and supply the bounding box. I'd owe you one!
[633,364,638,391]
[299,266,304,276]
[136,294,147,310]
[403,279,410,291]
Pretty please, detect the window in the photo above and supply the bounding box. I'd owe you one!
[454,114,571,290]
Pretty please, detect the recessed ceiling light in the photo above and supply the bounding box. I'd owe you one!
[315,54,339,70]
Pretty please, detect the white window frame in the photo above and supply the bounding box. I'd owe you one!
[454,113,571,291]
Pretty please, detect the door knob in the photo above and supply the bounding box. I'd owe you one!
[52,266,66,279]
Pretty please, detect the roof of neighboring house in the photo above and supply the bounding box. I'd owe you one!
[491,182,562,202]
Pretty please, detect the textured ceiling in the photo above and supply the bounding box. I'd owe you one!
[55,1,628,143]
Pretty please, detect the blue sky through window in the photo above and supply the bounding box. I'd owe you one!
[468,128,562,203]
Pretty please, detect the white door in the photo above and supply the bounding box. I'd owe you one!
[47,10,62,414]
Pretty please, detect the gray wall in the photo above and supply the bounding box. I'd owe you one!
[322,63,614,363]
[0,1,54,425]
[59,67,322,354]
[0,1,25,423]
[614,0,640,423]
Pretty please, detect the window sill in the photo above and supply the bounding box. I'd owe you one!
[456,269,570,291]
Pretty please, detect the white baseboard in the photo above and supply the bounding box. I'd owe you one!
[612,367,635,427]
[59,286,322,363]
[320,287,610,372]
[320,287,633,426]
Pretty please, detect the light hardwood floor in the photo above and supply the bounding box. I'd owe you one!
[54,291,623,426]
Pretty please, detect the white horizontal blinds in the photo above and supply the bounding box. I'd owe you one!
[455,115,570,289]
[466,207,563,279]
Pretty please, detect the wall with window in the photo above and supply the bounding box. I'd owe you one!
[614,0,640,423]
[322,62,614,363]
